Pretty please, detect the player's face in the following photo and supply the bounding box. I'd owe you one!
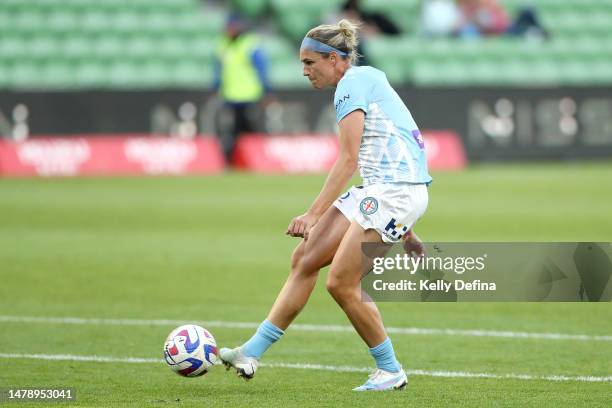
[300,49,335,89]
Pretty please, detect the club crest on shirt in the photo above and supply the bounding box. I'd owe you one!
[359,197,378,215]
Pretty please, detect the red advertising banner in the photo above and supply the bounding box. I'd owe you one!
[233,134,340,173]
[422,130,468,170]
[0,131,466,177]
[0,136,225,177]
[233,131,467,173]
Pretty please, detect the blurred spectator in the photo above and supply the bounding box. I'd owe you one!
[328,0,402,65]
[456,0,510,38]
[213,13,270,161]
[421,0,548,40]
[341,0,402,36]
[507,6,549,40]
[421,0,461,37]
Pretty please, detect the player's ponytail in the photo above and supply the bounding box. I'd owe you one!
[305,19,361,64]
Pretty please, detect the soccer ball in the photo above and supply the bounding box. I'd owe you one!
[163,324,218,377]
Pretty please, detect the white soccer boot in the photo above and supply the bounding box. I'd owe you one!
[352,368,408,391]
[219,347,259,380]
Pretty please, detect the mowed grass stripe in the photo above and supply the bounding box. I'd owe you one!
[1,315,610,342]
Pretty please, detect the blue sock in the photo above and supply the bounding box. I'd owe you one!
[242,320,284,359]
[369,337,401,373]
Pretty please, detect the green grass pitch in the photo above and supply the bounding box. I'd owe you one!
[1,162,611,407]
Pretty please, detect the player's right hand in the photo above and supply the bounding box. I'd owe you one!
[286,213,319,240]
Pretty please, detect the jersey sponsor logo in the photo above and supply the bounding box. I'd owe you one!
[359,197,378,215]
[384,218,409,240]
[411,129,425,149]
[335,94,350,111]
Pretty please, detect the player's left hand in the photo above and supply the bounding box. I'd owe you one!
[403,230,426,259]
[286,213,319,240]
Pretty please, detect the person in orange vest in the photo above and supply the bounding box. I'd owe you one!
[213,13,271,162]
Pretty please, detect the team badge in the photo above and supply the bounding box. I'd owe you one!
[359,197,378,215]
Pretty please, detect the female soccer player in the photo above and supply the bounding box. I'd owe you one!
[220,19,431,391]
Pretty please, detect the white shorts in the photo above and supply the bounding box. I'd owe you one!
[333,183,428,243]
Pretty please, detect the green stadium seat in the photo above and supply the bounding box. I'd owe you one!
[27,37,62,62]
[189,35,218,62]
[377,61,407,85]
[38,61,75,89]
[107,61,140,88]
[124,37,158,58]
[172,61,212,88]
[365,36,419,67]
[271,0,343,16]
[361,0,419,34]
[74,61,108,87]
[0,11,13,34]
[62,37,95,60]
[496,59,531,85]
[412,60,447,86]
[79,11,112,35]
[0,63,10,88]
[155,35,189,59]
[137,61,172,88]
[1,0,611,89]
[11,11,47,34]
[271,0,345,41]
[261,36,295,64]
[46,12,80,34]
[269,60,310,88]
[276,12,316,42]
[232,0,268,17]
[196,10,226,37]
[111,12,144,34]
[92,36,124,59]
[0,37,29,62]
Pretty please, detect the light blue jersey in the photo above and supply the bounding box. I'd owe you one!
[334,66,432,185]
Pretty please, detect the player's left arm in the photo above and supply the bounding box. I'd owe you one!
[403,229,426,258]
[286,109,364,239]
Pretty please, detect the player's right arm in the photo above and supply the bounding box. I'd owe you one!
[286,109,364,240]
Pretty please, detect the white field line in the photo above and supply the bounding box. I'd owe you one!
[0,315,611,342]
[0,352,610,383]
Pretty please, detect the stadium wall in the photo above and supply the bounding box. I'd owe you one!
[1,87,611,161]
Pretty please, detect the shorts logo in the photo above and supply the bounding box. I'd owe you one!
[359,197,378,215]
[337,191,350,204]
[384,218,409,240]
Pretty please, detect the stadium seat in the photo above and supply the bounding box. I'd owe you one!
[361,0,419,34]
[1,0,611,89]
[261,36,296,64]
[269,60,310,88]
[39,61,75,89]
[7,62,39,89]
[74,60,108,87]
[232,0,268,17]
